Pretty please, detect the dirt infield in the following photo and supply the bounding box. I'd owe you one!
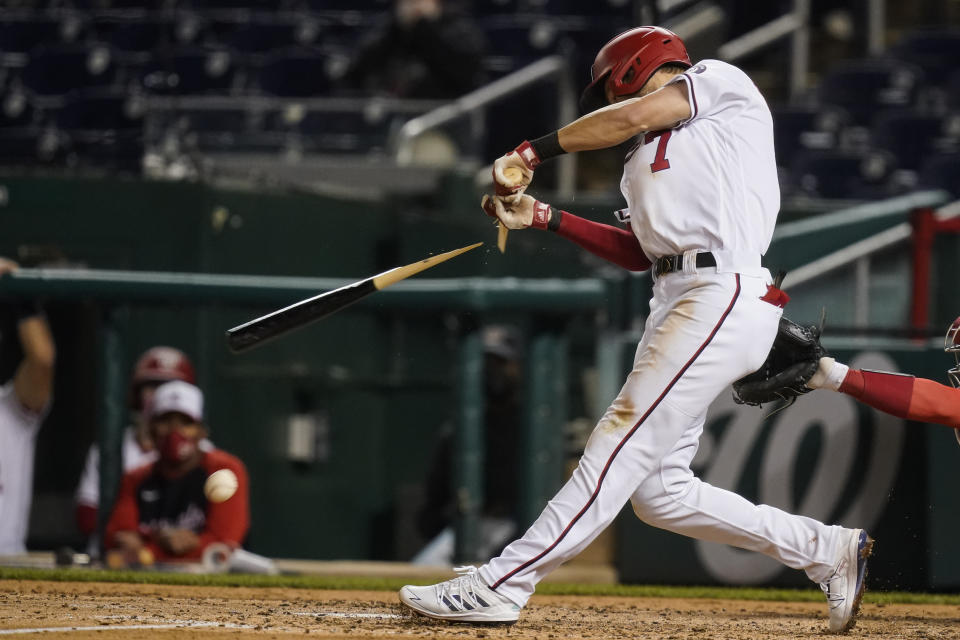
[1,579,958,639]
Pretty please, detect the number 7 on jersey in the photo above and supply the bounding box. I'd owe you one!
[644,130,672,173]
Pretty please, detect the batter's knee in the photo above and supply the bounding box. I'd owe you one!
[630,469,697,526]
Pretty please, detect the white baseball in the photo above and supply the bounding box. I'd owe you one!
[204,468,238,503]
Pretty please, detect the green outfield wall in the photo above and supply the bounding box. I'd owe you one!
[1,174,956,589]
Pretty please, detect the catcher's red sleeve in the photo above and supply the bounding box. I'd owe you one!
[554,210,652,272]
[840,370,960,427]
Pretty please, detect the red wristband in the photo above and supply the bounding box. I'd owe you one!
[514,140,542,170]
[530,200,551,229]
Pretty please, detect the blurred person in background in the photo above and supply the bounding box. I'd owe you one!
[0,258,55,554]
[340,0,486,99]
[806,315,960,444]
[105,380,248,565]
[413,325,523,564]
[74,346,211,554]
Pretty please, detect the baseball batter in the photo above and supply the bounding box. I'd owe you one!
[400,27,872,633]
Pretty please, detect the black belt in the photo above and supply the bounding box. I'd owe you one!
[653,252,717,277]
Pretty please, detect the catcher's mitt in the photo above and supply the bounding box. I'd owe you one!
[732,315,826,407]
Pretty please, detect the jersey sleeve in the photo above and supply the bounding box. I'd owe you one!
[554,210,652,272]
[907,377,960,427]
[104,469,144,548]
[667,59,754,126]
[74,445,100,508]
[839,369,960,428]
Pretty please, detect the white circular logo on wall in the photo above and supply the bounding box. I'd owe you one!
[693,352,905,584]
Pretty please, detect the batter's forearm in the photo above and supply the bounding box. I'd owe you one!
[557,104,646,152]
[557,83,691,153]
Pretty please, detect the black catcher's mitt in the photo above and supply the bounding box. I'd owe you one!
[732,315,826,407]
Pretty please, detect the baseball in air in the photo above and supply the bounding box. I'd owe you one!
[204,468,238,503]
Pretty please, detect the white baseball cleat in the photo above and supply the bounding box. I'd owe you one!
[399,565,521,623]
[819,528,874,633]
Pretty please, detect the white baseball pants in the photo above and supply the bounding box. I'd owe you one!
[479,269,847,607]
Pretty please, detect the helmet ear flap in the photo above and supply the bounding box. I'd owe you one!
[579,69,611,113]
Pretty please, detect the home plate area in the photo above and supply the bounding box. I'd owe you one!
[1,580,958,639]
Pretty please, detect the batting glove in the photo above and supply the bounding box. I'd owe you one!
[492,141,538,202]
[481,193,551,230]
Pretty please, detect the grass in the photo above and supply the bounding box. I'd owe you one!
[1,567,958,605]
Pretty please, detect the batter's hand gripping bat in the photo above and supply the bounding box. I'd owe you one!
[226,242,482,353]
[496,166,525,253]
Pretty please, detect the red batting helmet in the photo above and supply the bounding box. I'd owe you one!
[580,26,691,113]
[129,346,196,410]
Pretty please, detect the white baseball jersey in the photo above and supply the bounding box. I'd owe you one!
[621,59,779,271]
[75,427,159,508]
[0,382,46,554]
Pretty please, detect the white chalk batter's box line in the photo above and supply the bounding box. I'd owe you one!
[0,611,402,634]
[0,620,252,635]
[290,611,402,619]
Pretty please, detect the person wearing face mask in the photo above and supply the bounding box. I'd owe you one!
[74,346,215,554]
[105,381,248,564]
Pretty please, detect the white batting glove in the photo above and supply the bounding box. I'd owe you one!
[481,194,551,230]
[492,141,539,203]
[805,356,849,391]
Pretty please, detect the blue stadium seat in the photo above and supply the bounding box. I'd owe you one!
[0,128,62,166]
[0,91,37,128]
[218,20,302,53]
[526,0,634,17]
[472,0,519,15]
[181,108,250,133]
[65,132,143,172]
[0,17,59,55]
[945,69,960,110]
[482,19,561,58]
[818,58,923,127]
[871,109,952,171]
[771,105,847,166]
[304,0,390,11]
[774,106,847,168]
[56,89,144,131]
[141,47,238,94]
[919,153,960,196]
[792,149,899,199]
[298,109,392,152]
[481,18,563,76]
[99,18,167,53]
[22,44,117,96]
[258,47,331,97]
[183,0,286,8]
[891,29,960,85]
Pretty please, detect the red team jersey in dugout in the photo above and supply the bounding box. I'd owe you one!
[106,448,249,562]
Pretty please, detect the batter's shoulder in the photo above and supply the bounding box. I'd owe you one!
[687,59,754,85]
